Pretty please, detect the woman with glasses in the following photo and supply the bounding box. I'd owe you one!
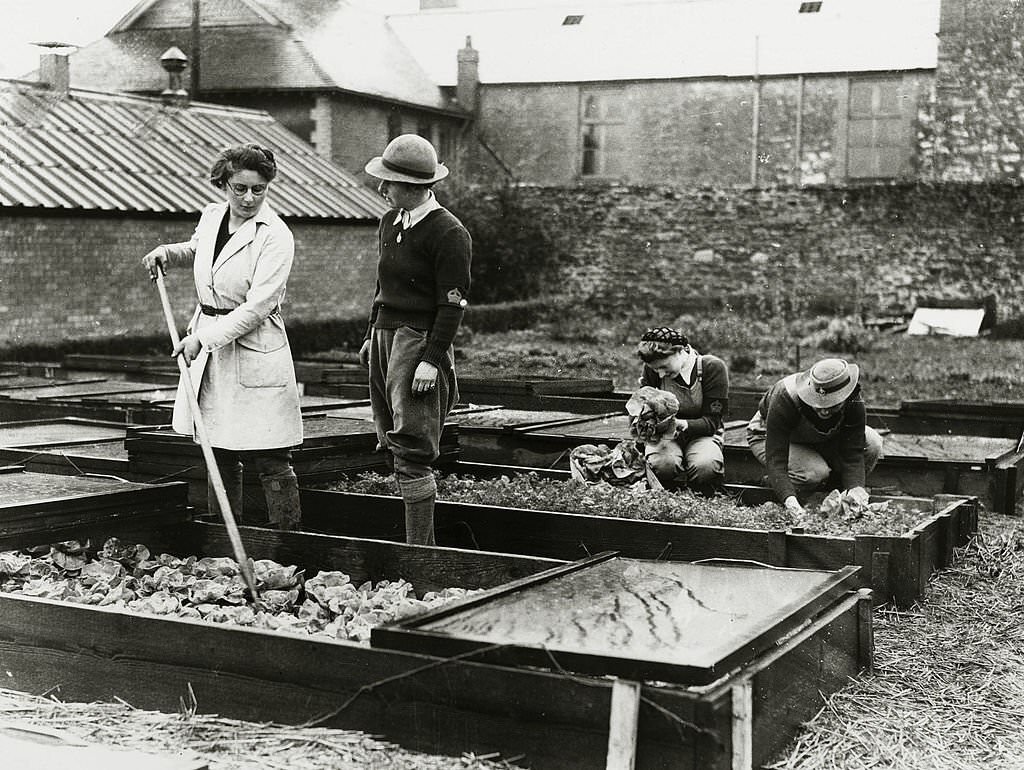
[746,358,883,515]
[141,143,303,530]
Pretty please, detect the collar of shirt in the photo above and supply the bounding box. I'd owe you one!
[393,190,441,230]
[674,351,698,386]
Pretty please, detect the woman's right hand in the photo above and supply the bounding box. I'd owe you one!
[142,246,168,278]
[783,495,806,516]
[358,339,371,368]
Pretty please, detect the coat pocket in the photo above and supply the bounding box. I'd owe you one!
[236,337,292,388]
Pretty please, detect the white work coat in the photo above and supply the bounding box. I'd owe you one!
[162,201,303,450]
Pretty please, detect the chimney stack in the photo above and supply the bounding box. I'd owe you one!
[160,47,190,107]
[456,35,479,113]
[35,43,73,95]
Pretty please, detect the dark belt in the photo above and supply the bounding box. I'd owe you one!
[200,304,234,316]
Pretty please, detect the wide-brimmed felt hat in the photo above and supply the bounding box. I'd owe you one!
[795,358,859,409]
[364,134,449,184]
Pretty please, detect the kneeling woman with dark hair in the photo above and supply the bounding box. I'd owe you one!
[634,326,729,495]
[141,143,303,530]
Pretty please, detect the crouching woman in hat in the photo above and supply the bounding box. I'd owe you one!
[635,326,729,495]
[358,134,472,545]
[141,143,303,530]
[746,358,883,514]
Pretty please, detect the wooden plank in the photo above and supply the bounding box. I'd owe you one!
[301,490,788,564]
[730,681,752,770]
[607,680,642,770]
[741,591,866,768]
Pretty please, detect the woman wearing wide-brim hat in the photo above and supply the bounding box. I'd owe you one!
[358,134,472,546]
[746,358,884,514]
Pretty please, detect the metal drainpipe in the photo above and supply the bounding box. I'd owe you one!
[795,74,804,186]
[750,35,760,188]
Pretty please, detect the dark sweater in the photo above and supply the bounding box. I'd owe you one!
[755,379,867,500]
[639,354,729,437]
[367,208,472,368]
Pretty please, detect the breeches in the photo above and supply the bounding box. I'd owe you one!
[368,326,457,483]
[747,426,884,496]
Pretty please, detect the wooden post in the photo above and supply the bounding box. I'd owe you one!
[731,680,753,770]
[606,679,642,770]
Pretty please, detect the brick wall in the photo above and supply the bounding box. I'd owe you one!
[0,212,378,349]
[457,182,1024,320]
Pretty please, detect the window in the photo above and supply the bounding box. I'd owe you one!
[563,15,583,25]
[580,90,625,178]
[798,2,822,12]
[847,77,911,179]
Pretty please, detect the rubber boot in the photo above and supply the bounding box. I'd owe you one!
[207,458,244,522]
[398,475,437,546]
[261,469,302,531]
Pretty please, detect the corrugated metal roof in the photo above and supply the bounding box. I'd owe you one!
[0,78,387,219]
[386,0,941,84]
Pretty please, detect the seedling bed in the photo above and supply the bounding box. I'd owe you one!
[300,480,977,607]
[457,413,1022,513]
[0,417,128,449]
[0,468,190,548]
[125,416,459,514]
[0,439,131,479]
[0,516,871,770]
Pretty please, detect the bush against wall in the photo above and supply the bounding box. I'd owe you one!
[440,183,570,304]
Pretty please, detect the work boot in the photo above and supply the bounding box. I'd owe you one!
[261,469,302,531]
[207,458,244,522]
[398,475,437,546]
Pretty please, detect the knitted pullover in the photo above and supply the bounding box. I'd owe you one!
[640,354,729,437]
[755,379,867,500]
[367,207,472,368]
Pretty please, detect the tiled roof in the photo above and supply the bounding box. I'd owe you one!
[0,78,387,219]
[387,0,941,85]
[68,0,450,112]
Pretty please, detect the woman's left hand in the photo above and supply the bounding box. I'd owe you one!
[411,361,439,395]
[171,334,203,364]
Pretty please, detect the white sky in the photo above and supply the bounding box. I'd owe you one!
[0,0,650,79]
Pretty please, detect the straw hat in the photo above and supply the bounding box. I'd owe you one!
[364,134,449,184]
[795,358,859,409]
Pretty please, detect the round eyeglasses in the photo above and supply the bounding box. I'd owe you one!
[227,182,268,197]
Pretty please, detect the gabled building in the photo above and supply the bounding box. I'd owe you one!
[65,0,471,177]
[1,52,386,349]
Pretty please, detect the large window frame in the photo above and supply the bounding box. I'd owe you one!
[579,88,626,179]
[846,76,912,180]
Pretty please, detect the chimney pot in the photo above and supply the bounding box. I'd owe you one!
[160,46,190,106]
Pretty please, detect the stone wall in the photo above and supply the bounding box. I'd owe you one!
[457,182,1024,321]
[920,0,1024,181]
[0,212,378,350]
[469,72,931,187]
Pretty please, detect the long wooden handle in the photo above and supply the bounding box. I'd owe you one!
[153,269,262,605]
